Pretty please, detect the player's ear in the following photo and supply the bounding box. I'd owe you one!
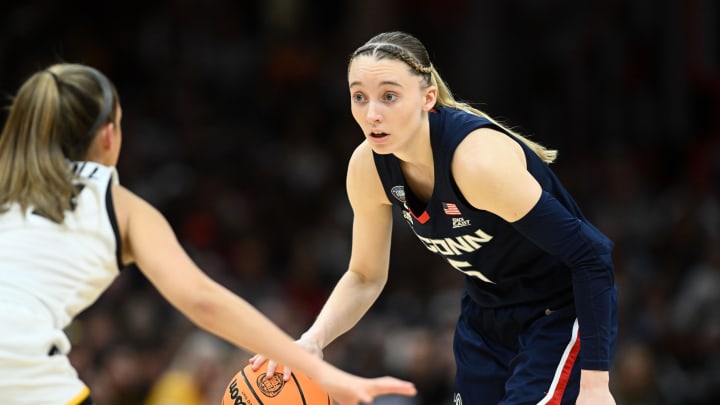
[422,86,437,111]
[98,123,115,151]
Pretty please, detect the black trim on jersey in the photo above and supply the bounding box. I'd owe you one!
[87,166,99,179]
[105,178,125,271]
[71,161,85,175]
[73,161,99,180]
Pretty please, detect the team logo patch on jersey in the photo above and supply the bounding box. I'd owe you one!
[442,202,462,216]
[391,186,406,203]
[453,393,462,405]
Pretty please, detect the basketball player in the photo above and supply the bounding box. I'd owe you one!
[252,31,618,404]
[0,63,416,405]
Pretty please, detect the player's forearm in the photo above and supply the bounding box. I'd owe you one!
[303,269,387,348]
[511,190,616,369]
[178,276,335,379]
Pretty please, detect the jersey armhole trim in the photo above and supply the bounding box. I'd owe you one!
[105,179,125,271]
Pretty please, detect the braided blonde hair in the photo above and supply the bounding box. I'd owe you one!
[349,31,557,164]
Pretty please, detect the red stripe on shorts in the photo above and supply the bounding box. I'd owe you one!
[538,319,580,405]
[547,334,580,404]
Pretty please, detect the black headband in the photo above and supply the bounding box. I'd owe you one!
[84,66,114,137]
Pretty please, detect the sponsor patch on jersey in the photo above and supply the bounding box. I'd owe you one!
[452,217,471,228]
[391,186,406,203]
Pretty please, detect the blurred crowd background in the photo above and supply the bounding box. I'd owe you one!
[2,0,718,404]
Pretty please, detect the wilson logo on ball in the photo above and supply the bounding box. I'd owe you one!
[226,379,249,405]
[257,372,285,397]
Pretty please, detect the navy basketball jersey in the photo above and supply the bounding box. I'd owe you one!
[373,106,587,308]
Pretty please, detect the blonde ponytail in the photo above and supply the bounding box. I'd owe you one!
[430,67,557,163]
[0,64,117,223]
[351,31,558,164]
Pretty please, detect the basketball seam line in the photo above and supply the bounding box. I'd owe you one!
[241,368,265,405]
[290,373,307,405]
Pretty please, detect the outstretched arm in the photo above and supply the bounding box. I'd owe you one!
[111,184,415,404]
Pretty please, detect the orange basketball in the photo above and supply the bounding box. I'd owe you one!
[222,362,333,405]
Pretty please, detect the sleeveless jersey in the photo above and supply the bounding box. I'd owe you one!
[0,161,123,336]
[0,162,123,404]
[373,106,587,308]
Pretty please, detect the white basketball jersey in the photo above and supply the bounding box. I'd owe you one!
[0,161,122,404]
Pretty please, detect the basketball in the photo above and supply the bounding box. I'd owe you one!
[222,362,333,405]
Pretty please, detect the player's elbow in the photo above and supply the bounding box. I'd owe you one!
[348,267,388,291]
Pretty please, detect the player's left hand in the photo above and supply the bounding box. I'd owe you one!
[576,388,615,405]
[576,370,615,404]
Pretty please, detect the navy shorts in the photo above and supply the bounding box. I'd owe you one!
[452,290,617,405]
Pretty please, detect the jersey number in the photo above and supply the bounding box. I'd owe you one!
[447,259,495,284]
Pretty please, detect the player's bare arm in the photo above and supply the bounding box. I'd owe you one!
[303,141,394,348]
[251,140,395,380]
[452,127,543,222]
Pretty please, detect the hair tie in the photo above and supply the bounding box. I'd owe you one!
[45,69,61,85]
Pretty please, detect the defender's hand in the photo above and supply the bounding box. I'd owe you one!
[249,337,323,381]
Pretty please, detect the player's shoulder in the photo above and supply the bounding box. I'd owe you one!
[346,141,387,201]
[456,127,516,160]
[348,140,376,172]
[453,127,525,182]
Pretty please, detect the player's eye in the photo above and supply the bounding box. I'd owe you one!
[351,93,366,103]
[383,93,398,102]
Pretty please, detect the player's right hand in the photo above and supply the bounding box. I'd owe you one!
[249,336,323,381]
[324,374,417,405]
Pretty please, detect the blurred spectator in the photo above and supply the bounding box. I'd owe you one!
[144,331,233,405]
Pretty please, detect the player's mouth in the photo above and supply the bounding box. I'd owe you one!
[369,131,389,139]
